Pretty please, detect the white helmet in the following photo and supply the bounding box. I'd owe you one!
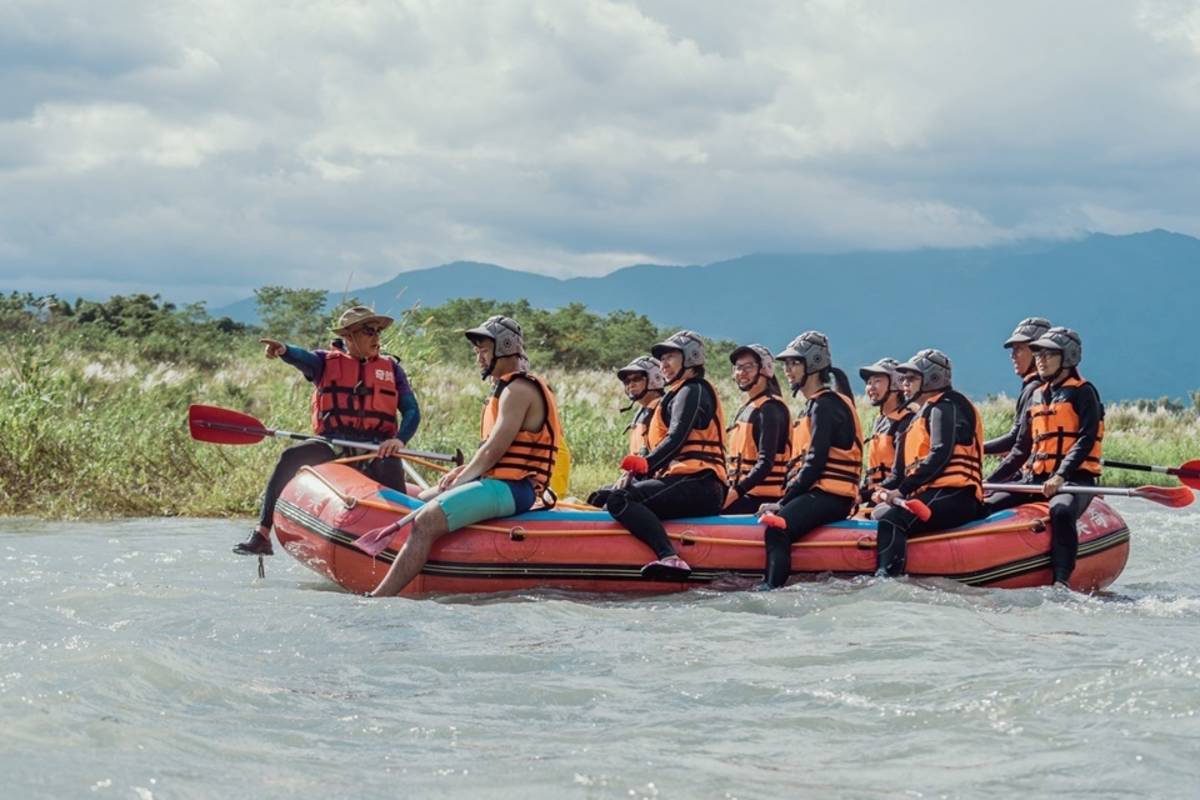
[465,315,525,377]
[729,343,775,378]
[1029,327,1083,369]
[896,349,953,393]
[775,331,832,373]
[617,356,666,392]
[651,330,706,368]
[465,315,525,357]
[1004,317,1052,348]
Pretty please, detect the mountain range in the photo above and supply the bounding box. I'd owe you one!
[216,230,1198,400]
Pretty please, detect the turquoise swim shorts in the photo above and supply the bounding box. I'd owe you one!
[435,478,534,532]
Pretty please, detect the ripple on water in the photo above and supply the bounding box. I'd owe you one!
[1,506,1199,798]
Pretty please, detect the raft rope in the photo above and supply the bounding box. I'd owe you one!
[303,463,1049,551]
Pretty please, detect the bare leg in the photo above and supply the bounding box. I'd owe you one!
[369,503,450,596]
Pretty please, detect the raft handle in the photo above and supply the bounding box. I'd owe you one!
[509,526,526,542]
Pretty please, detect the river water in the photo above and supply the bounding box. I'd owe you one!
[2,501,1198,799]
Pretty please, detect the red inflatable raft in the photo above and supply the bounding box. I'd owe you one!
[272,463,1130,596]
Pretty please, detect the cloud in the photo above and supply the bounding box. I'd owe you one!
[2,0,1199,303]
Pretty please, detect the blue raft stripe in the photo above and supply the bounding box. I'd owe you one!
[376,487,1017,530]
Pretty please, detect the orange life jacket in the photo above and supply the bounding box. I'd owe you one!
[646,378,727,481]
[480,372,563,495]
[864,405,916,491]
[902,390,984,501]
[310,350,400,439]
[625,397,661,457]
[1029,375,1104,477]
[787,389,863,499]
[726,392,792,499]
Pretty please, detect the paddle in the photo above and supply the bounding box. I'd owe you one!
[351,507,422,556]
[1101,459,1200,491]
[985,482,1194,509]
[761,496,932,530]
[188,404,463,464]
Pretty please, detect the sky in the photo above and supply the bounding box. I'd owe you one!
[3,0,1200,305]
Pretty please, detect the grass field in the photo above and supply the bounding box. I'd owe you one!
[2,346,1198,518]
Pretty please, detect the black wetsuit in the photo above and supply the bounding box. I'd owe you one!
[874,391,983,576]
[983,373,1040,483]
[724,395,790,515]
[605,379,725,560]
[762,392,858,587]
[983,377,1104,583]
[587,403,659,508]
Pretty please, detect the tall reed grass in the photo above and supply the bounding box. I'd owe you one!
[2,343,1197,518]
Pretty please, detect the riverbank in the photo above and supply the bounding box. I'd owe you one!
[3,347,1197,518]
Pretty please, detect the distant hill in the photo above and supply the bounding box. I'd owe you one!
[215,230,1199,400]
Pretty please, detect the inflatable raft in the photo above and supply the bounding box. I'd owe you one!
[272,463,1131,596]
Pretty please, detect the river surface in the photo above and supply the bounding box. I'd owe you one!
[2,501,1199,799]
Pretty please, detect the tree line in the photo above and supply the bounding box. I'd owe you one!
[0,288,730,373]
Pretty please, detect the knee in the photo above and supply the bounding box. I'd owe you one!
[605,490,631,518]
[1048,502,1074,524]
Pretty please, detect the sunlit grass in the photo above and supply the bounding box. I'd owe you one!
[2,345,1197,518]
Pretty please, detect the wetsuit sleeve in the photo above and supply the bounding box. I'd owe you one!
[1056,384,1102,479]
[281,346,324,383]
[985,401,1033,483]
[984,380,1035,456]
[734,400,787,497]
[397,392,420,444]
[782,394,842,502]
[642,383,705,476]
[898,401,957,496]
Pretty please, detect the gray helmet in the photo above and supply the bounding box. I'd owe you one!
[775,331,831,373]
[464,315,525,358]
[858,357,901,384]
[896,349,953,393]
[1029,326,1082,369]
[1004,317,1052,348]
[616,356,666,392]
[651,330,706,368]
[729,343,775,378]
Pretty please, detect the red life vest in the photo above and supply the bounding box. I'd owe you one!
[310,350,399,439]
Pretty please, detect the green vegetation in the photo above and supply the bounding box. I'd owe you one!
[1,290,1197,519]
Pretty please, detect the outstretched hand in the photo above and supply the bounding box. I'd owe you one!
[260,338,286,359]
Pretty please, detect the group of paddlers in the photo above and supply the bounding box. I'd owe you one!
[234,308,1102,596]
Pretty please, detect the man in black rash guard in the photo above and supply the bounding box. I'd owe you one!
[984,317,1051,483]
[723,344,791,515]
[604,331,728,581]
[982,328,1104,588]
[754,332,862,589]
[873,350,984,576]
[587,355,665,508]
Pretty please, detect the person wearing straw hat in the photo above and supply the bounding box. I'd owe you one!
[233,305,420,556]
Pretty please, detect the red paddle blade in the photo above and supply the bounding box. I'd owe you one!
[901,499,933,522]
[1134,485,1195,508]
[187,404,270,445]
[620,455,649,475]
[353,525,398,556]
[761,513,787,530]
[1176,460,1200,491]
